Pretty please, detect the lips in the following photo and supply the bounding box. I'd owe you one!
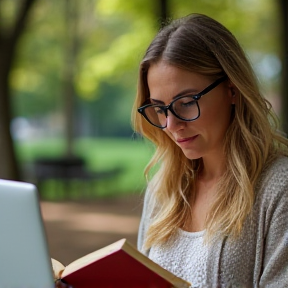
[176,135,198,143]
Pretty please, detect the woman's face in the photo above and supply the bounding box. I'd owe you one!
[147,61,235,160]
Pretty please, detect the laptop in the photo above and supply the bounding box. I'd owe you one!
[0,179,54,288]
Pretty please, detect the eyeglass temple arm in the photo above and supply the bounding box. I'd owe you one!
[194,76,228,100]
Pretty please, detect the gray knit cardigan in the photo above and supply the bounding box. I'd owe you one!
[137,156,288,287]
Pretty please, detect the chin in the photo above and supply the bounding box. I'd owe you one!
[182,150,202,160]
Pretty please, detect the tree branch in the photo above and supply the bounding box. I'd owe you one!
[0,0,37,77]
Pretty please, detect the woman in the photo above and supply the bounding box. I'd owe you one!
[133,14,288,287]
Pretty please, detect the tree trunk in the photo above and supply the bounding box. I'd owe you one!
[279,0,288,134]
[159,0,169,28]
[0,72,18,179]
[0,0,37,179]
[63,0,80,157]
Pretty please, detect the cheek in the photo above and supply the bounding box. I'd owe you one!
[163,129,175,141]
[199,101,232,134]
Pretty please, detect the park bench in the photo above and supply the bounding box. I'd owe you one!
[34,156,123,198]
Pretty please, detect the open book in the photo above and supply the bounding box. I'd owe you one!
[52,238,191,288]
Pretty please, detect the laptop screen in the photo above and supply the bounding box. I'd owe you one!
[0,179,54,288]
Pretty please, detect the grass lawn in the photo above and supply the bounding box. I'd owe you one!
[15,137,155,200]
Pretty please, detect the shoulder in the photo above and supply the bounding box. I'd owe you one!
[266,155,288,173]
[141,186,158,219]
[253,157,288,287]
[260,155,288,187]
[256,155,288,206]
[137,188,154,253]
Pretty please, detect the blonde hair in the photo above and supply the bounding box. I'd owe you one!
[132,14,288,248]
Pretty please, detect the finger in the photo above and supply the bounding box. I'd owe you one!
[55,279,73,288]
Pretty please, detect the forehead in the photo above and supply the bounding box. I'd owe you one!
[147,62,212,100]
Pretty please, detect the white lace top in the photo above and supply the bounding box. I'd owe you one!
[149,229,208,287]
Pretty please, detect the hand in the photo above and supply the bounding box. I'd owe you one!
[55,279,73,288]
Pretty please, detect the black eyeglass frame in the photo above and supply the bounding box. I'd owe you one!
[137,76,228,129]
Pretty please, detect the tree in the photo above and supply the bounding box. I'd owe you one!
[0,0,37,179]
[159,0,169,27]
[0,0,284,181]
[278,0,288,134]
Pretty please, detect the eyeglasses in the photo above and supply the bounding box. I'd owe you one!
[137,76,227,129]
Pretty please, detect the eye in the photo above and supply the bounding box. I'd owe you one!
[182,100,196,107]
[177,96,196,108]
[154,106,165,114]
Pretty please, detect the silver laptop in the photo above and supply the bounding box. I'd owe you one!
[0,179,54,288]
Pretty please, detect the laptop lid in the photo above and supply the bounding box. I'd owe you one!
[0,179,54,288]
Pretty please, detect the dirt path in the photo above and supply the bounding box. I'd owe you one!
[40,195,144,265]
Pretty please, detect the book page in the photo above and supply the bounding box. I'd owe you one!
[62,239,126,277]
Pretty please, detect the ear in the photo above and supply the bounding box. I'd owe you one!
[228,81,238,105]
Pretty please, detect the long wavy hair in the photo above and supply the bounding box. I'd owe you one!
[132,14,288,248]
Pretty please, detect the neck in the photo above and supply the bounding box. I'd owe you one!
[198,152,227,182]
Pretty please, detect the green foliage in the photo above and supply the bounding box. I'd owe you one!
[8,0,159,134]
[0,0,21,31]
[76,0,157,98]
[4,0,282,136]
[9,0,281,111]
[170,0,280,53]
[15,137,155,199]
[82,81,135,137]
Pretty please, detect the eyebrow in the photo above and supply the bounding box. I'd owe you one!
[150,88,199,104]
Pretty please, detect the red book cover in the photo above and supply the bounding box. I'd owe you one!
[60,239,190,288]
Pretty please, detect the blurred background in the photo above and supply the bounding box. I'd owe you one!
[1,0,288,264]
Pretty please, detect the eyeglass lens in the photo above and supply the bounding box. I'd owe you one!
[144,96,199,128]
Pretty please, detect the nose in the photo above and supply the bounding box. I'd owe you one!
[165,111,184,131]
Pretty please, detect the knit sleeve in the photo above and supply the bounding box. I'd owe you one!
[259,159,288,287]
[137,189,151,256]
